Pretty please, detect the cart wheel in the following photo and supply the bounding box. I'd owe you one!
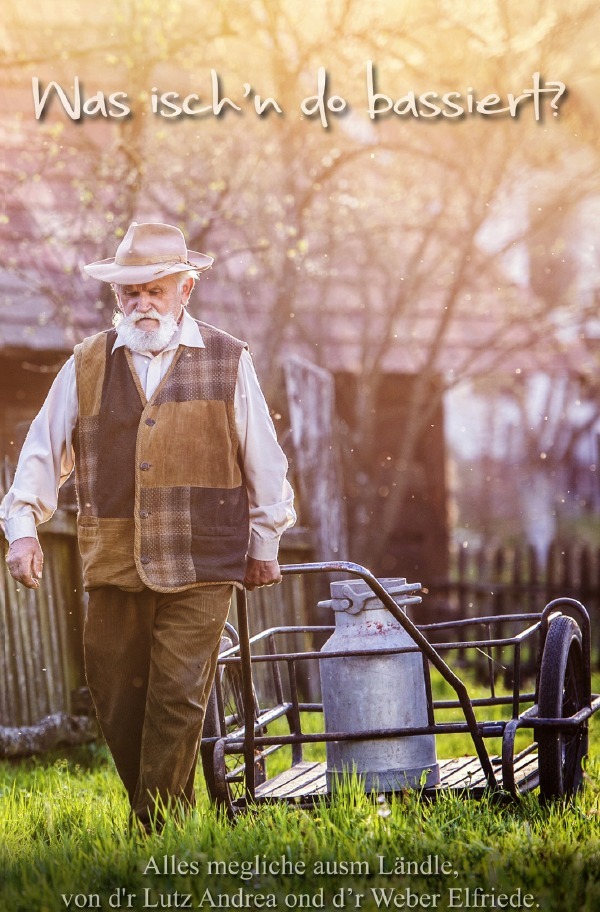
[200,678,223,802]
[200,636,265,808]
[537,615,588,800]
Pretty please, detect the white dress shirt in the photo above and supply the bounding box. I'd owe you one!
[0,311,296,561]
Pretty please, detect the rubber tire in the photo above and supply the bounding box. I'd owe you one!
[537,615,588,799]
[200,636,233,803]
[200,686,222,802]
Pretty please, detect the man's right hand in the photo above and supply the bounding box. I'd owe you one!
[6,536,44,589]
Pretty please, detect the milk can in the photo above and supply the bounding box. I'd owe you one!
[319,577,440,792]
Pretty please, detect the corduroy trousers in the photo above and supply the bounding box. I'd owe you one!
[83,583,232,830]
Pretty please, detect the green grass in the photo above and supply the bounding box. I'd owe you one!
[1,679,599,912]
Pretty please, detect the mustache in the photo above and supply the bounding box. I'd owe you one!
[127,308,164,323]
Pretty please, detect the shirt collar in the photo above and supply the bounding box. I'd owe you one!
[111,309,205,355]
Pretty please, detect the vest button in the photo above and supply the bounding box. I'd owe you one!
[140,556,151,565]
[140,462,151,471]
[140,510,149,519]
[145,418,156,427]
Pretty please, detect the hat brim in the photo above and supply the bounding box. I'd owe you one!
[83,250,214,284]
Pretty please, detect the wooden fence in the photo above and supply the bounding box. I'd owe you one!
[1,512,88,729]
[1,514,315,730]
[427,541,600,668]
[3,522,599,735]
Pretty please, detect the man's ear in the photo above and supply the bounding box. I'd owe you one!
[180,276,194,305]
[112,285,125,314]
[111,284,124,312]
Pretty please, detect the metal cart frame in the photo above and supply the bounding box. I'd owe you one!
[200,562,600,816]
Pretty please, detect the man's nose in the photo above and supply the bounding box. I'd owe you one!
[135,295,152,311]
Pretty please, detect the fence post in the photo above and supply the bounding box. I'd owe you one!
[456,545,469,665]
[546,541,558,605]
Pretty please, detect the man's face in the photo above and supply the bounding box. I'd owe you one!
[117,275,193,330]
[114,274,195,353]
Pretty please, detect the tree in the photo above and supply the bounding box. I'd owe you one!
[2,0,600,572]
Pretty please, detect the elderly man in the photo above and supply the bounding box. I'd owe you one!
[1,221,295,830]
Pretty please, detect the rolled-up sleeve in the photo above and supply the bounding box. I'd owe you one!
[235,349,296,560]
[0,357,78,543]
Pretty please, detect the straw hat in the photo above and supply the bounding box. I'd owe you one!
[84,222,213,284]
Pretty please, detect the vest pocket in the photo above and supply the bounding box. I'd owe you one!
[77,515,99,533]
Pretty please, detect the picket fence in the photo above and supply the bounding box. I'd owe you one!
[2,521,599,733]
[428,540,600,669]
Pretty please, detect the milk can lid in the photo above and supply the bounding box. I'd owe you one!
[329,577,419,614]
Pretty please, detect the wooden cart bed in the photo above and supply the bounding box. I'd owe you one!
[252,754,539,803]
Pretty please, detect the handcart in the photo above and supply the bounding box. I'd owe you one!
[200,561,600,816]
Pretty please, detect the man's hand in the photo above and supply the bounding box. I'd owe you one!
[6,536,44,589]
[243,557,282,591]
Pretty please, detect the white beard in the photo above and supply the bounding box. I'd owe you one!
[115,308,179,353]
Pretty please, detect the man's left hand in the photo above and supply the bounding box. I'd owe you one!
[243,557,282,590]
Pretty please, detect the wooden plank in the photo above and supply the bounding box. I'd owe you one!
[254,754,541,801]
[439,754,539,792]
[284,357,348,563]
[43,543,68,711]
[438,756,483,789]
[460,766,492,790]
[255,761,322,797]
[255,761,326,798]
[284,767,328,798]
[4,569,28,725]
[0,573,11,724]
[2,572,18,725]
[8,571,51,725]
[512,752,538,774]
[20,582,47,720]
[450,755,504,790]
[509,753,539,790]
[35,575,60,713]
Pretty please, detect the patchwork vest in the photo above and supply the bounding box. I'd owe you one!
[73,323,250,591]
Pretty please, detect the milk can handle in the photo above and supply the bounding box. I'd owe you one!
[317,598,353,612]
